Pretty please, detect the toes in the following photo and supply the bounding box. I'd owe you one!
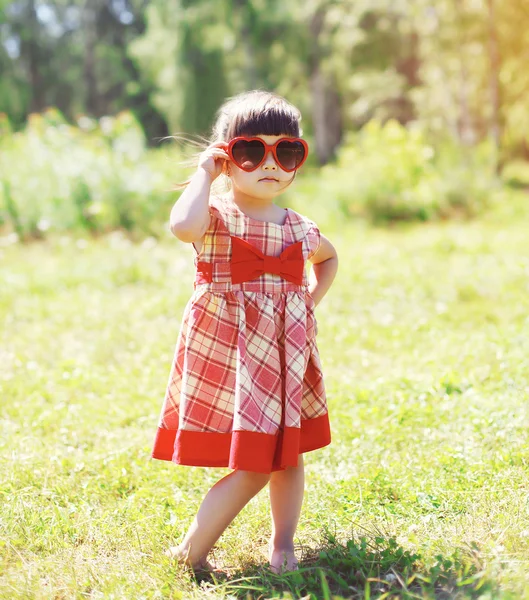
[165,546,183,559]
[270,562,299,574]
[269,548,298,573]
[165,546,212,571]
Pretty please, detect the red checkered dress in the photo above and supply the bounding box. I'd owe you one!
[151,194,331,473]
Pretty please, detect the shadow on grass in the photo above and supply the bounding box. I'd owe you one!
[188,527,500,599]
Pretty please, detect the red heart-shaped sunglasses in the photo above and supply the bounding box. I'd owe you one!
[226,137,309,173]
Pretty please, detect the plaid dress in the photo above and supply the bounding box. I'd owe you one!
[151,194,331,473]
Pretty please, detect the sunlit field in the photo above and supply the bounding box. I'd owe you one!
[1,192,528,599]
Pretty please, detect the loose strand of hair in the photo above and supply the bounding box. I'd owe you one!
[156,132,216,190]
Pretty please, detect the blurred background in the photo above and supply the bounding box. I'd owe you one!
[0,0,528,239]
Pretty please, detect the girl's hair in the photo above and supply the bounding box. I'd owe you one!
[211,89,303,142]
[173,90,303,189]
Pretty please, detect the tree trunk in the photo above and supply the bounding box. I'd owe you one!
[26,0,43,113]
[308,6,342,165]
[83,0,99,115]
[454,0,475,146]
[458,57,475,146]
[487,0,502,174]
[234,0,258,89]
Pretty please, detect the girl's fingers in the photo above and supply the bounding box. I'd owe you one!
[198,145,230,176]
[209,151,230,161]
[208,141,228,151]
[203,148,229,157]
[209,146,229,154]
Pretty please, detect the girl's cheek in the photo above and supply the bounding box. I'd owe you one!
[233,172,256,188]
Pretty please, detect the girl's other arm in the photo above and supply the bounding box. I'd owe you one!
[170,169,212,243]
[307,234,338,307]
[170,143,229,243]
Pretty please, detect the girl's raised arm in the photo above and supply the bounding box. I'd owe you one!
[170,143,229,243]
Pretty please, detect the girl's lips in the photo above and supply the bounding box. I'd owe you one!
[259,177,279,182]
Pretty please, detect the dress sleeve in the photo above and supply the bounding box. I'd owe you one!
[306,222,322,260]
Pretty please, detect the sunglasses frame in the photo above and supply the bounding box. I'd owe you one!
[226,136,309,173]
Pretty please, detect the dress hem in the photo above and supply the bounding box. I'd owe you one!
[151,412,331,473]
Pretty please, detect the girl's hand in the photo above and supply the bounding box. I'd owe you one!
[197,142,229,181]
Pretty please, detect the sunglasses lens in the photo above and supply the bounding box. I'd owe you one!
[231,140,265,170]
[276,140,306,171]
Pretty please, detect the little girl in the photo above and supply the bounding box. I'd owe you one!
[151,90,338,574]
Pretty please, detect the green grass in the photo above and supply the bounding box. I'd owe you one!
[1,192,529,599]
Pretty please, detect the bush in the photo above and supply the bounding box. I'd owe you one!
[0,109,183,240]
[0,112,505,241]
[292,120,501,227]
[501,159,529,188]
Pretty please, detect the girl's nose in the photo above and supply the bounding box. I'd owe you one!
[263,151,278,170]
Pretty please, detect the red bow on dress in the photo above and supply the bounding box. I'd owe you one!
[230,236,304,285]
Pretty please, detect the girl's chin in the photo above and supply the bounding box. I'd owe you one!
[233,186,281,199]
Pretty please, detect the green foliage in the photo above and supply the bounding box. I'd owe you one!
[0,112,508,240]
[0,109,183,239]
[130,0,230,135]
[2,0,529,169]
[501,160,529,189]
[208,531,495,598]
[294,120,501,226]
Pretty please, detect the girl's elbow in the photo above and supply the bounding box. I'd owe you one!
[170,224,194,243]
[169,220,205,243]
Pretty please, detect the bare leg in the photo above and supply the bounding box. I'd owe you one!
[166,469,270,569]
[268,454,305,573]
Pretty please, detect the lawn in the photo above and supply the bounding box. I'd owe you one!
[1,192,528,599]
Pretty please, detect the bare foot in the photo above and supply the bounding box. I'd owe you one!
[165,546,216,572]
[268,542,299,574]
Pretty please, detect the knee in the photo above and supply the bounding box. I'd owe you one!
[235,469,271,490]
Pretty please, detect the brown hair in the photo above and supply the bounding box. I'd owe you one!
[174,90,303,189]
[212,89,302,141]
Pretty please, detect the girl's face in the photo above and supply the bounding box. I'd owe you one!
[227,134,297,200]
